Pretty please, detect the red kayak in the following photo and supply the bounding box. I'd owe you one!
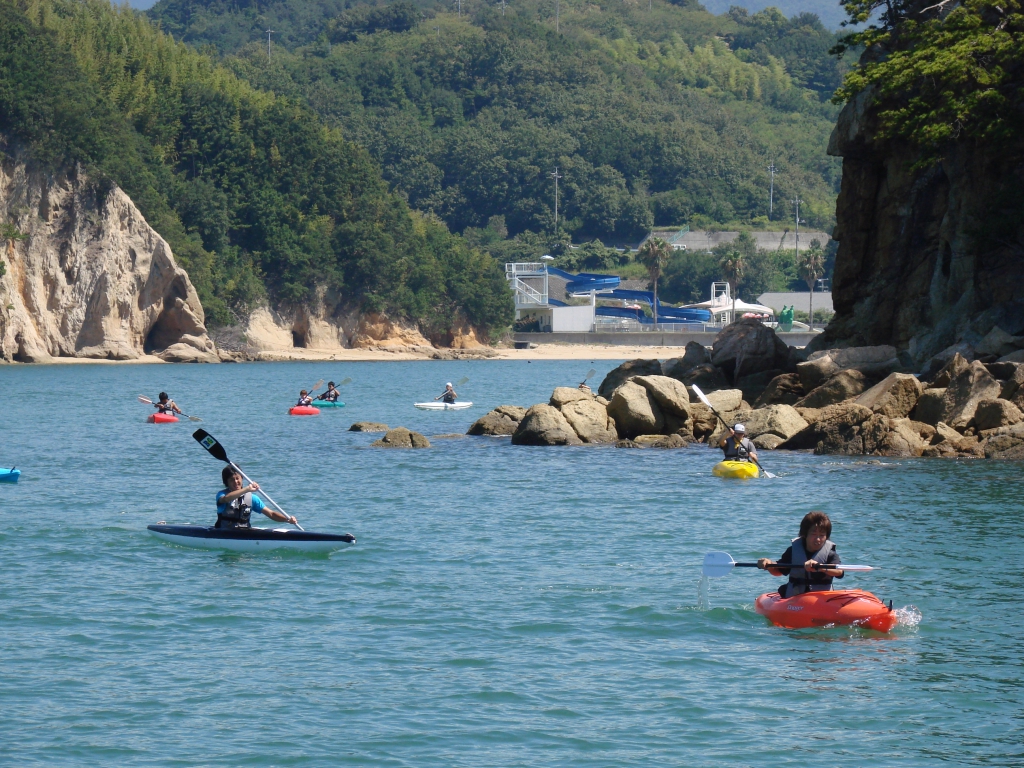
[148,412,179,424]
[755,589,897,632]
[289,405,320,416]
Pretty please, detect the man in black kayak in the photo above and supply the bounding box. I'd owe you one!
[215,466,297,529]
[757,511,844,597]
[717,423,757,463]
[435,382,457,404]
[316,381,341,403]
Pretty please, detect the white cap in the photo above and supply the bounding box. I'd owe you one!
[446,382,453,387]
[733,423,746,433]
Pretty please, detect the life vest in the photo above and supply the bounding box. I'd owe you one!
[442,391,456,403]
[784,536,837,596]
[157,401,173,413]
[321,389,339,402]
[723,436,753,460]
[297,396,312,406]
[216,491,253,529]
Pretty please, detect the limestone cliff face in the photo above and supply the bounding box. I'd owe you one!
[0,151,218,362]
[818,86,1024,365]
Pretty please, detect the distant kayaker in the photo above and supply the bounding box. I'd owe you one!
[216,466,297,529]
[718,423,757,463]
[435,382,457,404]
[757,511,844,597]
[296,390,313,407]
[317,382,341,403]
[154,392,182,416]
[578,382,593,395]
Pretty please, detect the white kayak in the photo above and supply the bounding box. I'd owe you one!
[148,524,356,553]
[414,401,473,410]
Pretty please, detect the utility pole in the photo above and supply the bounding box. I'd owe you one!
[794,195,805,328]
[435,25,440,37]
[501,0,506,15]
[266,29,274,60]
[555,0,559,31]
[767,162,776,220]
[458,0,461,17]
[550,166,562,239]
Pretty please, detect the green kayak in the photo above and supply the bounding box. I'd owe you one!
[314,400,346,408]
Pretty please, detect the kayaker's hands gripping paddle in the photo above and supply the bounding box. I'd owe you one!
[192,429,304,530]
[138,395,202,422]
[435,376,469,399]
[691,384,776,479]
[701,551,875,578]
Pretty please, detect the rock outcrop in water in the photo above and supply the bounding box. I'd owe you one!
[0,151,217,362]
[817,82,1024,367]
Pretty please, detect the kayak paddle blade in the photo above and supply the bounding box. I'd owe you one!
[193,428,228,462]
[702,551,737,578]
[457,376,469,386]
[339,377,352,386]
[690,384,713,411]
[137,395,153,404]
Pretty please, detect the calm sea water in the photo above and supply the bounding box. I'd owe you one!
[1,360,1022,766]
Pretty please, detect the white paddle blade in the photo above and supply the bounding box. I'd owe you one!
[702,551,737,578]
[840,565,875,572]
[340,377,352,385]
[137,395,153,404]
[690,384,713,410]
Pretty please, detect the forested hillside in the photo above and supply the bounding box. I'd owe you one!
[0,0,512,337]
[148,0,847,247]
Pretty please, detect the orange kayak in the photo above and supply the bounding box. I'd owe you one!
[148,412,179,424]
[289,405,320,416]
[755,589,897,632]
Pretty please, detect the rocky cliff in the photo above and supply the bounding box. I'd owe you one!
[818,87,1024,366]
[0,150,218,363]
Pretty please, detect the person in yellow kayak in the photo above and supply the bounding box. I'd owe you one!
[718,423,757,463]
[216,466,298,529]
[757,511,844,597]
[154,392,183,416]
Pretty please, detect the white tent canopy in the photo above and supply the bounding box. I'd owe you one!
[683,296,775,316]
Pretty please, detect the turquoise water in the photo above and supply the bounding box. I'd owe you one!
[2,360,1022,765]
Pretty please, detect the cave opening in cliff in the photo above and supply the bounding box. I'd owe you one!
[292,330,306,348]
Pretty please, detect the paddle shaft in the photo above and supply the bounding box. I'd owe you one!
[138,395,200,421]
[230,461,304,531]
[733,562,838,570]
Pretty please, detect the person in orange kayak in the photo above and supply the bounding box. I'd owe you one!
[154,392,182,416]
[717,423,757,463]
[296,390,313,407]
[216,466,297,529]
[757,511,844,597]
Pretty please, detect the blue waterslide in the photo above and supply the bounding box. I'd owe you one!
[544,266,711,323]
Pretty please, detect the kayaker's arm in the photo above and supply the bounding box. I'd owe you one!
[718,429,734,449]
[757,558,787,578]
[262,507,298,525]
[807,561,844,578]
[219,483,260,505]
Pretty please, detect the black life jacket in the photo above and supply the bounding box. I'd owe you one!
[785,536,837,596]
[157,401,173,413]
[321,388,339,402]
[216,491,253,529]
[442,390,456,403]
[723,436,753,460]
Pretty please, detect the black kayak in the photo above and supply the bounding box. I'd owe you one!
[148,524,356,553]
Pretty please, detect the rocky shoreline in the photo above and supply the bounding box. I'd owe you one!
[468,318,1024,460]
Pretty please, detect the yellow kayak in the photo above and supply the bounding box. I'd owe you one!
[712,460,759,479]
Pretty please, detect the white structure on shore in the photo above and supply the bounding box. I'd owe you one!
[641,229,831,252]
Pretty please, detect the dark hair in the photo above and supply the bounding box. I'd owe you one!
[799,511,832,539]
[328,381,335,387]
[222,466,241,486]
[159,392,168,400]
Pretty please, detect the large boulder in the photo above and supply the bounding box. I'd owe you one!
[560,399,618,443]
[678,363,730,392]
[854,372,924,419]
[511,404,583,446]
[371,427,430,448]
[662,341,712,380]
[931,352,971,388]
[550,387,593,408]
[598,359,663,398]
[700,388,744,412]
[735,369,785,404]
[971,399,1022,431]
[795,357,836,392]
[634,433,690,448]
[349,421,389,432]
[795,369,870,409]
[689,404,720,441]
[607,380,664,438]
[941,360,1002,428]
[711,318,789,379]
[753,433,785,450]
[778,402,874,451]
[975,326,1021,358]
[754,373,805,407]
[468,405,526,436]
[798,346,901,390]
[633,376,691,418]
[738,405,809,441]
[910,388,947,425]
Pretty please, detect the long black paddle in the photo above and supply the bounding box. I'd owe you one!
[702,551,874,578]
[192,429,303,530]
[690,384,776,479]
[314,377,351,401]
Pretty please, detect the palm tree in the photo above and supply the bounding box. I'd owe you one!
[798,240,825,331]
[719,249,744,324]
[636,236,671,330]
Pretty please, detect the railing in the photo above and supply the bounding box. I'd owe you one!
[512,277,547,306]
[505,262,545,277]
[592,318,723,333]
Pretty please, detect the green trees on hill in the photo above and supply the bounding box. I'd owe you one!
[0,0,512,337]
[148,0,847,244]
